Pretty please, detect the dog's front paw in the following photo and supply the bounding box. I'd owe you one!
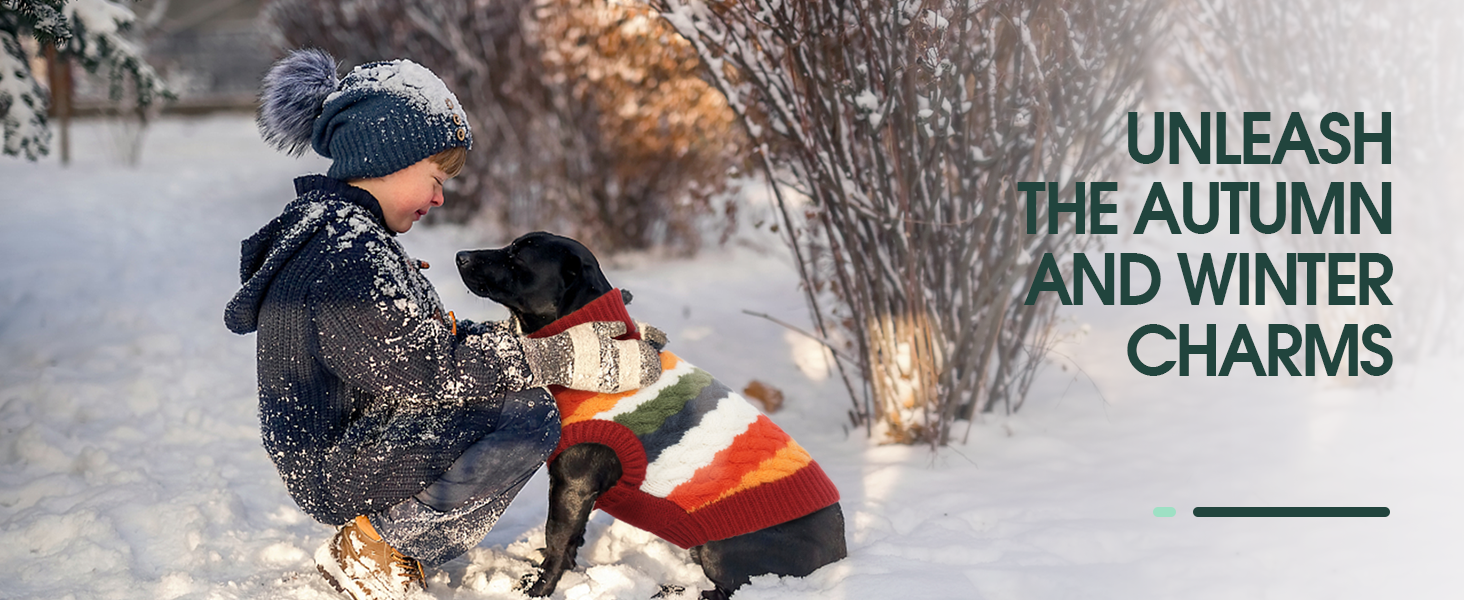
[514,569,539,591]
[524,575,557,598]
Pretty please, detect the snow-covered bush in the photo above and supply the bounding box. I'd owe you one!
[655,0,1163,445]
[264,0,747,253]
[0,0,171,160]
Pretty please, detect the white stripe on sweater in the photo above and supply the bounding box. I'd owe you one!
[639,395,762,498]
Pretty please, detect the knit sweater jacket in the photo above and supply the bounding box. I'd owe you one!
[225,175,552,526]
[531,291,840,548]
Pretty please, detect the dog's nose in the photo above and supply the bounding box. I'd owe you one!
[455,251,472,269]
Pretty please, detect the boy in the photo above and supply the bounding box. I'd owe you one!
[225,49,664,600]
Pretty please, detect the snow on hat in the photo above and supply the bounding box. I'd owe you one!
[257,49,472,180]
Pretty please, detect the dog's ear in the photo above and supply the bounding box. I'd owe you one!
[620,289,633,305]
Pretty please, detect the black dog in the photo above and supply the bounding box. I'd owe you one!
[457,232,846,599]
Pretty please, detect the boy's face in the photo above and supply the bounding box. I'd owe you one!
[351,158,450,233]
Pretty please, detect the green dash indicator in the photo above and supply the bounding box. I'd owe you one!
[1152,507,1176,517]
[1192,507,1390,517]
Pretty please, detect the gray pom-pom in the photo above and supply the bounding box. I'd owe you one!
[257,49,339,156]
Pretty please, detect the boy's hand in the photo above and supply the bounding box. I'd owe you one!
[521,321,662,393]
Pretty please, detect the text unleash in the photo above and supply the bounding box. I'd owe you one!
[1021,111,1393,376]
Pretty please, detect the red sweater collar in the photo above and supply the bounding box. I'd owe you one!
[524,289,640,341]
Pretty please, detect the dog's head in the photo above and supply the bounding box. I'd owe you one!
[456,231,621,334]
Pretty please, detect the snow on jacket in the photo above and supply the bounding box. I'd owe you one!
[225,175,554,526]
[532,291,840,548]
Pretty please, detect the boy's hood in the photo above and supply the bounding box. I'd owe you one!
[224,176,386,334]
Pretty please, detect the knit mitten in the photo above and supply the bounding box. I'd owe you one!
[522,321,662,393]
[636,321,669,351]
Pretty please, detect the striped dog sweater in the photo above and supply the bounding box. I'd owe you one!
[529,291,840,548]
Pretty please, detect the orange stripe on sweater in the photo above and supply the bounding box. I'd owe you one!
[664,415,792,511]
[558,388,631,425]
[700,440,813,511]
[559,353,680,425]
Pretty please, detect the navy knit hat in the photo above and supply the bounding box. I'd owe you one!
[257,49,472,180]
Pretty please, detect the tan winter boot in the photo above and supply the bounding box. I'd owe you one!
[315,515,427,600]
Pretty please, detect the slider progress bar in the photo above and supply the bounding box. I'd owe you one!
[1191,507,1389,517]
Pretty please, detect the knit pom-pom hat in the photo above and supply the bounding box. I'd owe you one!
[257,48,338,157]
[257,49,472,180]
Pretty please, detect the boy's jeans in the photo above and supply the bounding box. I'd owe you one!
[369,390,560,566]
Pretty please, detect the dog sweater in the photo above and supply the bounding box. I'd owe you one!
[530,291,840,548]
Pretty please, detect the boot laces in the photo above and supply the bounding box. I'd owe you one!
[392,551,426,590]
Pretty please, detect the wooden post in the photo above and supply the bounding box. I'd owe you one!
[43,43,72,166]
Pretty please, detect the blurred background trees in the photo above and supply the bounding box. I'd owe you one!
[265,0,748,253]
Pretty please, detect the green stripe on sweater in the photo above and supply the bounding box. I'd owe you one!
[614,368,715,436]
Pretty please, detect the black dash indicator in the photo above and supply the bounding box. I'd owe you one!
[1192,507,1389,517]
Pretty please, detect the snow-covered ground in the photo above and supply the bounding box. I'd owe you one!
[2,115,1459,600]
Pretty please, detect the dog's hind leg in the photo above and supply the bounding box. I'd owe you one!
[525,443,622,598]
[691,502,847,598]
